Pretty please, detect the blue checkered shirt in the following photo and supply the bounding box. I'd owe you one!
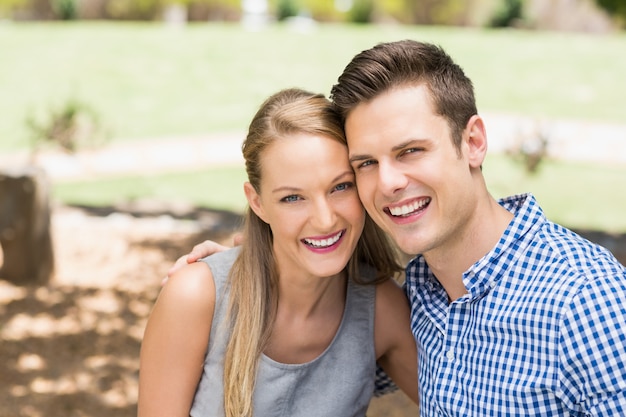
[388,193,626,416]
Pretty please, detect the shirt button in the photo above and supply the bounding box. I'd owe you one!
[446,349,455,361]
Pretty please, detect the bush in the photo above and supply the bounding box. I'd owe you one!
[26,98,109,155]
[348,0,373,23]
[276,0,299,20]
[596,0,626,26]
[505,122,550,175]
[52,0,77,19]
[489,0,524,27]
[409,0,477,25]
[105,0,159,20]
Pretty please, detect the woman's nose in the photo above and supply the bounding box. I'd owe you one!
[311,199,336,230]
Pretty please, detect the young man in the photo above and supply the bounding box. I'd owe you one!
[172,40,626,415]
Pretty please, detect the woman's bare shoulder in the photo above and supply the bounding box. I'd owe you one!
[157,261,216,312]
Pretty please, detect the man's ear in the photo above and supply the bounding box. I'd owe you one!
[244,182,268,223]
[464,115,488,169]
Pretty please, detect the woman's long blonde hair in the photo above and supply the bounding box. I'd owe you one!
[222,88,402,417]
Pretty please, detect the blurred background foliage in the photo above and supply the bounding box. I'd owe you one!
[0,0,623,29]
[1,0,625,232]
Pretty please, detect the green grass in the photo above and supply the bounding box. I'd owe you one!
[53,154,626,233]
[52,166,249,212]
[5,22,626,233]
[1,22,625,151]
[484,156,626,234]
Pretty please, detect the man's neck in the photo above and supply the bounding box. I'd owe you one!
[424,196,514,302]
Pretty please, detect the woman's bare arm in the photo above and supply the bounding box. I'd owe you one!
[139,262,216,417]
[374,279,419,405]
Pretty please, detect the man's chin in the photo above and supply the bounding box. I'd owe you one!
[389,232,422,257]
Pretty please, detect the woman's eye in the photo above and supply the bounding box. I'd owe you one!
[281,195,300,203]
[333,182,353,192]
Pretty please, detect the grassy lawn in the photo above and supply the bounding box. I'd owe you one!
[52,166,249,212]
[3,22,625,233]
[484,156,626,234]
[2,22,625,151]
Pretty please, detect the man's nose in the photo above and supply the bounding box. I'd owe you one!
[378,161,408,196]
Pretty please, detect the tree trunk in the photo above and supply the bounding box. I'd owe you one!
[0,166,54,285]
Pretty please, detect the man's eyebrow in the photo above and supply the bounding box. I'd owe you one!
[348,154,371,164]
[349,139,429,164]
[391,139,428,152]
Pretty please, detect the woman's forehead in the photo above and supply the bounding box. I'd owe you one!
[259,134,351,185]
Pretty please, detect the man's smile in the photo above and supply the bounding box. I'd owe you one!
[385,197,431,218]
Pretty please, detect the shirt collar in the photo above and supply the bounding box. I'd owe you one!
[406,193,547,300]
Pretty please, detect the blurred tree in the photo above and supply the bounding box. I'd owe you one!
[596,0,626,24]
[105,0,159,19]
[409,0,481,25]
[376,0,411,23]
[489,0,523,27]
[0,0,27,17]
[52,0,77,19]
[303,0,341,20]
[349,0,374,23]
[0,167,54,285]
[525,0,616,32]
[275,0,298,19]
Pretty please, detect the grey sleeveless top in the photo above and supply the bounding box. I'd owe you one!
[189,247,377,417]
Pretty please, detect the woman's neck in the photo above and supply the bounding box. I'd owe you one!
[265,271,348,364]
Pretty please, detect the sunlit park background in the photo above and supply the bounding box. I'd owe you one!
[1,0,626,416]
[2,2,626,232]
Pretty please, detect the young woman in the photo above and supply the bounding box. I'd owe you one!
[138,88,418,417]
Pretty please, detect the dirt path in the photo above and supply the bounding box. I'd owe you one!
[0,114,624,417]
[1,112,625,182]
[1,132,246,181]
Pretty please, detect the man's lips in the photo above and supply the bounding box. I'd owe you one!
[385,197,431,217]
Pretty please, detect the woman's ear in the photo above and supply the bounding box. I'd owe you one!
[464,115,488,169]
[244,182,268,223]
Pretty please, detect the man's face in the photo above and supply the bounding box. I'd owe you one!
[345,85,479,257]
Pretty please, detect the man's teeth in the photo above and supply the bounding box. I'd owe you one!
[389,199,430,217]
[304,231,342,248]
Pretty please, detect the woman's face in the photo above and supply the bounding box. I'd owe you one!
[245,132,365,280]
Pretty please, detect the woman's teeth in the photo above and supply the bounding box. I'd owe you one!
[304,231,343,248]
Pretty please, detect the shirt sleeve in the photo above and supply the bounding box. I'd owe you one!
[373,364,398,397]
[558,272,626,415]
